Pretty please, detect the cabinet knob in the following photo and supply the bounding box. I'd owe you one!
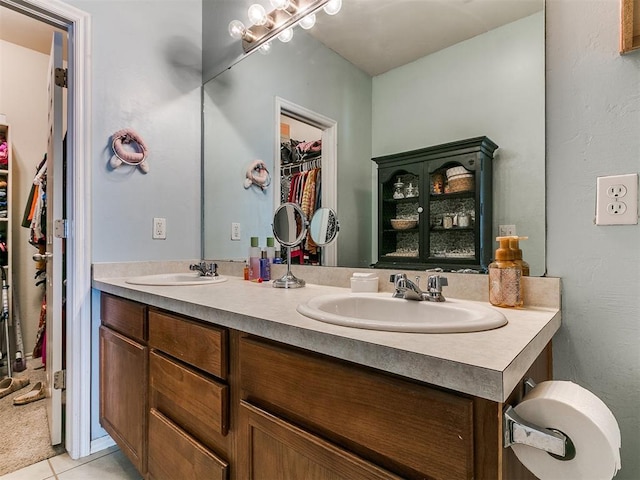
[417,206,424,214]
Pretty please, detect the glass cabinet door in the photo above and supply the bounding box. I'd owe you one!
[427,163,477,264]
[378,165,423,264]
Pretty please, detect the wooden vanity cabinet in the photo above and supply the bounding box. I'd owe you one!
[100,293,548,480]
[99,293,148,475]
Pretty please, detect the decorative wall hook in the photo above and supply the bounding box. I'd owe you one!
[110,129,149,173]
[244,159,271,190]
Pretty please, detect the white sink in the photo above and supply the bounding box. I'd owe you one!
[125,273,228,286]
[296,293,507,333]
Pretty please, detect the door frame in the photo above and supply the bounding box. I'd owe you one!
[0,0,92,460]
[273,97,337,266]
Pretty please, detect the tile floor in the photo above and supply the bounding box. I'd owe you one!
[0,446,142,480]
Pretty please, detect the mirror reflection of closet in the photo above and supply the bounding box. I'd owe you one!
[275,98,338,267]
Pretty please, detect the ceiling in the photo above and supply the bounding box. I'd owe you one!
[0,6,63,55]
[309,0,543,76]
[0,0,542,77]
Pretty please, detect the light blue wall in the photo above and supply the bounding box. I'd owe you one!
[60,0,203,441]
[67,0,203,263]
[372,13,545,275]
[202,32,373,266]
[546,1,640,477]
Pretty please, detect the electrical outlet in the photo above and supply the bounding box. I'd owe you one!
[153,217,167,239]
[499,224,516,236]
[595,174,638,225]
[607,184,627,199]
[231,222,241,241]
[607,201,627,215]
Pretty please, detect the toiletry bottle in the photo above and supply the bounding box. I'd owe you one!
[509,236,530,276]
[249,237,260,281]
[266,237,275,264]
[488,236,523,308]
[259,248,271,281]
[243,261,249,281]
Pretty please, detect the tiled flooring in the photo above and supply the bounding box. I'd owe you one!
[0,446,142,480]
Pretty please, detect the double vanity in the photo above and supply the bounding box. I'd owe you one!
[93,261,560,480]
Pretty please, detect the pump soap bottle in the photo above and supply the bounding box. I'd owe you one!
[488,236,523,308]
[249,237,261,281]
[509,236,530,276]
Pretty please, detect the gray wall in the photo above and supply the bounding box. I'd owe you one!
[546,1,639,477]
[202,31,373,266]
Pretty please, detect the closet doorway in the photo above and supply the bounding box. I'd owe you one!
[0,0,92,464]
[274,97,337,266]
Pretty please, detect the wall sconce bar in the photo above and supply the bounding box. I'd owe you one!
[241,0,333,54]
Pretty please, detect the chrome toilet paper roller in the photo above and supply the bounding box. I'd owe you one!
[504,379,621,479]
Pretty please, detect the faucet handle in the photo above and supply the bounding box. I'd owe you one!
[427,274,448,291]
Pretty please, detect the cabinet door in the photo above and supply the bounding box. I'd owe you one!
[99,326,148,474]
[148,409,228,480]
[239,402,402,480]
[377,163,424,265]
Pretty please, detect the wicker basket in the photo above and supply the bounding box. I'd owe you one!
[447,174,474,193]
[390,219,418,230]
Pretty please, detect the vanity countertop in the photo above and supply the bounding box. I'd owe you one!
[93,263,560,403]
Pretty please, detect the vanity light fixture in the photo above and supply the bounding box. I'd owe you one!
[229,0,341,54]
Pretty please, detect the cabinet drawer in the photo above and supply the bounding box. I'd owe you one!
[101,293,147,343]
[148,409,228,480]
[240,401,402,480]
[150,351,228,440]
[148,309,227,379]
[240,337,474,480]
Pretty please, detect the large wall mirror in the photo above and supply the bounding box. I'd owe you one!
[202,0,546,275]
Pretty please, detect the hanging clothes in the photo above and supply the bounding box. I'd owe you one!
[22,156,47,246]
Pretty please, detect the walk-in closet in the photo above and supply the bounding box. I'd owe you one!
[0,7,66,475]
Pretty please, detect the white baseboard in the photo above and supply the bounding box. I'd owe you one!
[90,435,115,455]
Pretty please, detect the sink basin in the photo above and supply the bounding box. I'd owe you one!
[296,293,507,333]
[125,273,228,286]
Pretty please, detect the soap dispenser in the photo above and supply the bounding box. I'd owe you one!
[509,236,530,276]
[488,236,523,308]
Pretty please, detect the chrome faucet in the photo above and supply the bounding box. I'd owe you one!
[390,273,448,302]
[189,262,218,277]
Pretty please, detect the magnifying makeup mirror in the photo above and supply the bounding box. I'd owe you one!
[272,203,308,288]
[272,205,340,288]
[308,207,339,246]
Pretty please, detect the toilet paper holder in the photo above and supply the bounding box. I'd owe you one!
[503,379,576,460]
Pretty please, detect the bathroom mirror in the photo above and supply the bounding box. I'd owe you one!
[309,208,339,247]
[272,202,307,288]
[202,0,546,275]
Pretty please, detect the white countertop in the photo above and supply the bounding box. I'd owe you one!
[93,262,560,403]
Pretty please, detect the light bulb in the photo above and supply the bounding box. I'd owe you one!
[228,19,246,39]
[259,42,272,54]
[248,4,268,25]
[270,0,291,10]
[323,0,341,15]
[278,27,294,42]
[299,13,316,29]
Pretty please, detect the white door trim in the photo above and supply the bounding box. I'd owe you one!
[274,97,337,266]
[0,0,92,460]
